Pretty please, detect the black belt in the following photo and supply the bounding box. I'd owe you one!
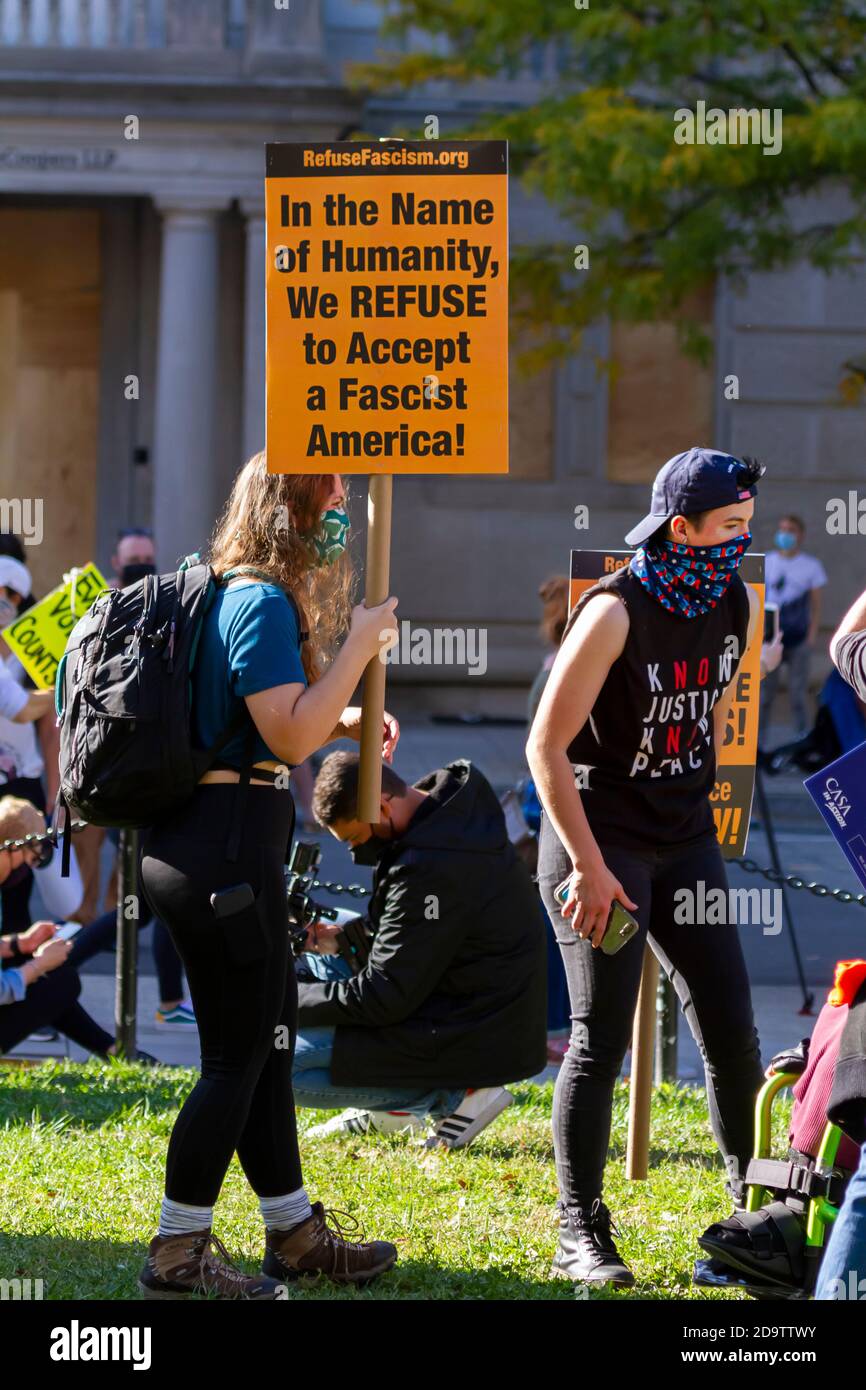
[208,762,283,785]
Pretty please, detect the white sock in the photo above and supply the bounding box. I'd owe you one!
[259,1187,313,1232]
[158,1196,214,1237]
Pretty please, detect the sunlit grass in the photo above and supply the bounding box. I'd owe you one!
[0,1060,790,1300]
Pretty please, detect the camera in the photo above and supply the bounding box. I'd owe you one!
[285,841,373,973]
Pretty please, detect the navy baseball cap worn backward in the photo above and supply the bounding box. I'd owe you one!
[624,447,762,548]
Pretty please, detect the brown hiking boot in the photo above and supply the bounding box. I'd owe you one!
[138,1228,286,1300]
[262,1201,397,1285]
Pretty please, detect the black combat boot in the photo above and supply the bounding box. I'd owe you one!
[551,1198,635,1288]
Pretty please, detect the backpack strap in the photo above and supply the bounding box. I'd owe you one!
[56,792,73,878]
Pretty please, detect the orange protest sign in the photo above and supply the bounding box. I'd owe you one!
[264,141,508,474]
[568,550,765,859]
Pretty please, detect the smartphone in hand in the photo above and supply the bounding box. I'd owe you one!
[54,921,83,942]
[553,877,638,954]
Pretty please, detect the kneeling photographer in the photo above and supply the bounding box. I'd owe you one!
[292,752,547,1148]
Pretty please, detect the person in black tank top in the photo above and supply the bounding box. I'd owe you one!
[565,563,750,850]
[527,448,767,1288]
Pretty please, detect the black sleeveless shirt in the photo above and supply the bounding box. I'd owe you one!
[563,565,750,850]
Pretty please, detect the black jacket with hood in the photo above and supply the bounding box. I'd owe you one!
[297,759,547,1088]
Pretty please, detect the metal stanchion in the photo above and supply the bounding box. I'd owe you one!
[115,827,139,1057]
[654,971,679,1084]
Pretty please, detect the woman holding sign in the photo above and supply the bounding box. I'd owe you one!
[527,448,766,1288]
[138,454,400,1300]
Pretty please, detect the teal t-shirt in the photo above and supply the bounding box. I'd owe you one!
[192,581,307,769]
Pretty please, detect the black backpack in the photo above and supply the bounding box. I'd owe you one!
[56,560,305,863]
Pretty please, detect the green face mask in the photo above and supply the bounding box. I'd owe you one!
[308,507,350,567]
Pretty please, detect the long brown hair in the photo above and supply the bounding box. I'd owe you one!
[206,454,356,682]
[538,575,569,646]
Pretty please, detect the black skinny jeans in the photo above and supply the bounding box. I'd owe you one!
[537,813,764,1209]
[140,783,302,1206]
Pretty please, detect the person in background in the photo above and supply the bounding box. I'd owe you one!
[813,584,866,1297]
[760,515,827,741]
[527,577,572,1065]
[0,796,84,925]
[297,752,547,1146]
[67,893,192,1031]
[0,534,59,825]
[0,795,153,1062]
[0,554,57,933]
[111,526,157,589]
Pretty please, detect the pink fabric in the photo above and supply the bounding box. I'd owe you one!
[789,1002,861,1169]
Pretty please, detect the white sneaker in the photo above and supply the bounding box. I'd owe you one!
[306,1107,427,1138]
[422,1086,515,1150]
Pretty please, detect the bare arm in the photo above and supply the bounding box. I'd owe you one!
[830,587,866,662]
[245,598,397,766]
[527,594,627,866]
[12,689,54,724]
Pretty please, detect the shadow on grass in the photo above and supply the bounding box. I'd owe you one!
[0,1232,632,1301]
[0,1061,190,1129]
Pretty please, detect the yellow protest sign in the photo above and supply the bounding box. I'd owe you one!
[1,563,108,690]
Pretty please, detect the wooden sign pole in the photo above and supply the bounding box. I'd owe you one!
[625,944,659,1180]
[357,474,394,823]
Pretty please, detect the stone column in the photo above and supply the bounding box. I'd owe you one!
[152,198,225,570]
[241,200,266,461]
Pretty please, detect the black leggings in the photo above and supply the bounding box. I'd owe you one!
[140,784,302,1206]
[537,815,764,1208]
[0,962,114,1056]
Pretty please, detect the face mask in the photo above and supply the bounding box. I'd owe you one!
[120,562,157,587]
[308,507,350,567]
[630,531,752,619]
[775,531,797,552]
[0,597,17,628]
[349,822,393,865]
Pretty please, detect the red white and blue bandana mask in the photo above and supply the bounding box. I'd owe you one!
[630,532,752,619]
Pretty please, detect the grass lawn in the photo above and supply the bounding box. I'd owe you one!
[0,1059,792,1301]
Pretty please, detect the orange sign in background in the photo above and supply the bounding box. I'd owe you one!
[265,141,508,474]
[568,550,765,859]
